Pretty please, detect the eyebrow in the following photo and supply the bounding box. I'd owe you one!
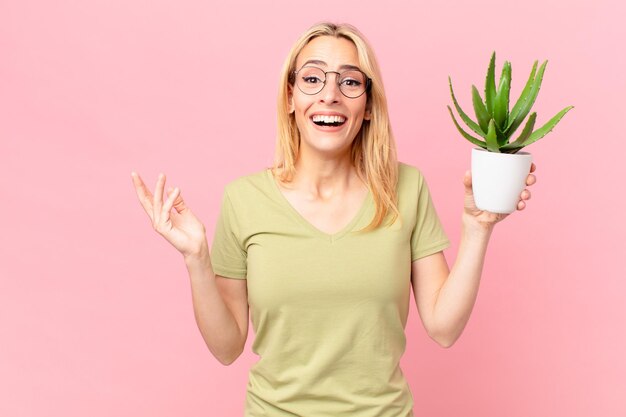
[300,59,362,71]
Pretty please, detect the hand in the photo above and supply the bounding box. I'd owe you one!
[131,172,209,258]
[462,163,537,228]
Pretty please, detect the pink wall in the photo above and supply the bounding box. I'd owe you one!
[1,0,624,415]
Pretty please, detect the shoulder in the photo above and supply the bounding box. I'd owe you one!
[397,161,426,191]
[222,167,272,196]
[216,168,273,230]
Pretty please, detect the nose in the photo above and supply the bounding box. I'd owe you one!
[319,72,341,103]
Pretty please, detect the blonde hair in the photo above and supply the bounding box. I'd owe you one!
[272,22,400,232]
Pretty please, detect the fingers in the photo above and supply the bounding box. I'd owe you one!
[131,172,155,219]
[517,188,532,211]
[168,186,188,214]
[153,173,165,221]
[162,186,180,217]
[132,171,185,234]
[131,171,152,200]
[521,164,535,210]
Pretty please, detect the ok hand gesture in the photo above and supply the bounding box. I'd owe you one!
[131,172,209,259]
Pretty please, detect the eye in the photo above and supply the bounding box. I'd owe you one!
[302,76,322,84]
[339,71,365,87]
[341,79,362,87]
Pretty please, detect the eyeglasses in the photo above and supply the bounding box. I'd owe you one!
[292,65,371,99]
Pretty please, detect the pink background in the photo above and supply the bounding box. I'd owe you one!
[1,0,624,415]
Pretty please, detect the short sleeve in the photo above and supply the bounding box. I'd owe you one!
[410,174,450,261]
[210,188,247,279]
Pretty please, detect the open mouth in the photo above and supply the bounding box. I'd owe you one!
[311,114,347,127]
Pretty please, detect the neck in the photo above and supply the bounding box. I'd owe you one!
[283,153,365,200]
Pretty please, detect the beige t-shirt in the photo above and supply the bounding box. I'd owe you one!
[210,161,450,417]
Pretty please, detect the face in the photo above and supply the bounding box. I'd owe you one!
[288,36,371,157]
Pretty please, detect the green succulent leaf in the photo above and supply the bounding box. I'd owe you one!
[447,53,572,154]
[485,119,500,152]
[494,119,508,147]
[508,60,538,125]
[447,105,488,148]
[472,85,490,133]
[500,147,522,154]
[485,51,497,116]
[501,112,537,151]
[505,60,547,138]
[513,105,574,148]
[494,61,511,131]
[448,76,486,138]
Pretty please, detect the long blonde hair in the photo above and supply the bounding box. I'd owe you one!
[273,22,400,232]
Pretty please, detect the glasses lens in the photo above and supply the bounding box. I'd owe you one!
[296,67,326,94]
[338,70,366,98]
[295,67,368,98]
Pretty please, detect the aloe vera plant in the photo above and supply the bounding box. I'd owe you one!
[447,51,573,154]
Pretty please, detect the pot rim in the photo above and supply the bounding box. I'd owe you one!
[472,147,531,156]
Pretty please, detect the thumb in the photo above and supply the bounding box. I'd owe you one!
[167,186,188,214]
[463,170,473,193]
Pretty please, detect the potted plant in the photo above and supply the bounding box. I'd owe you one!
[447,51,573,213]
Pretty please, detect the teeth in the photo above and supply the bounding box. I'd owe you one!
[312,114,346,123]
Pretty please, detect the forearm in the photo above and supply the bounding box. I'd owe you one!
[431,212,494,346]
[184,250,244,365]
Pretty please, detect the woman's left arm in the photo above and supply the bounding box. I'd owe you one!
[411,163,537,348]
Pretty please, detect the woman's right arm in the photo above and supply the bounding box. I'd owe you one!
[131,172,248,365]
[185,249,249,366]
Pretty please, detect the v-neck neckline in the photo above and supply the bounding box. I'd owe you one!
[266,168,372,242]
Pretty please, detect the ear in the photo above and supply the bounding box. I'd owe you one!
[364,102,372,121]
[288,85,295,114]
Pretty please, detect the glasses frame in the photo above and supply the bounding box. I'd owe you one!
[292,65,372,99]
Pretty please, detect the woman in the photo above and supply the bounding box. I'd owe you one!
[131,22,535,417]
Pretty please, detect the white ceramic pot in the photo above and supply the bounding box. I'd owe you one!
[471,148,533,214]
